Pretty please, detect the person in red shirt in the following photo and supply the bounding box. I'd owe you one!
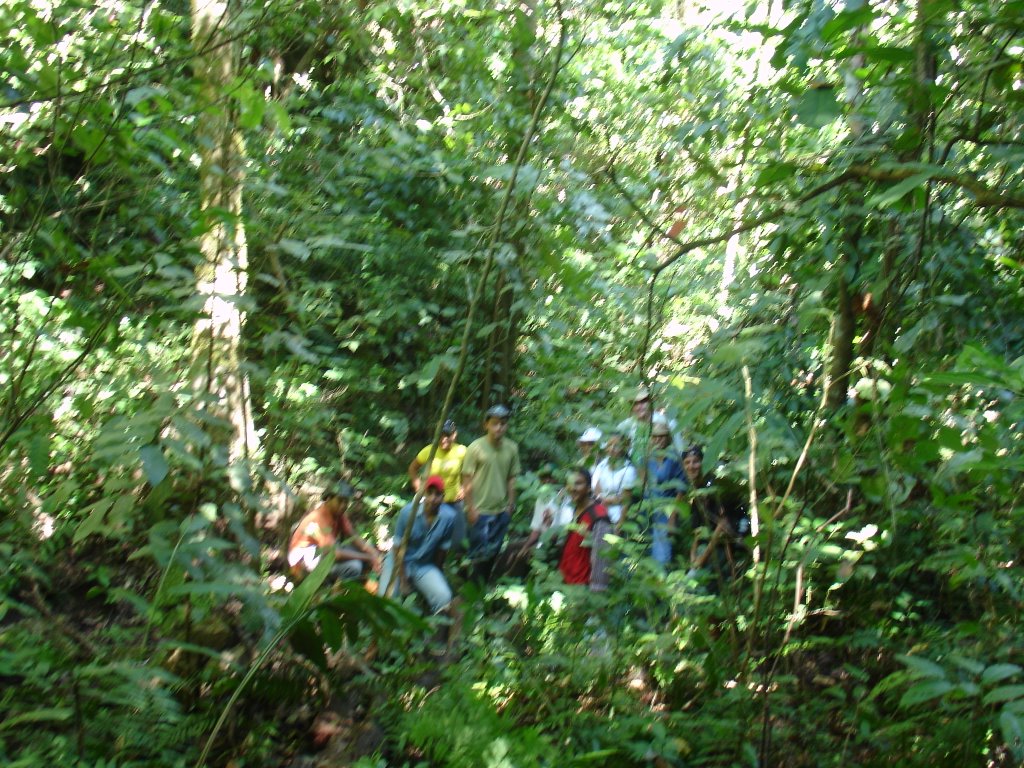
[558,467,613,591]
[287,482,381,581]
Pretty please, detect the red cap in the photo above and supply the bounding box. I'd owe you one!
[425,475,445,494]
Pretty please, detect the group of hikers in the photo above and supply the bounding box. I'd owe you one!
[286,387,751,622]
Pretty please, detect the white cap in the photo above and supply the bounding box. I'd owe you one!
[578,427,602,443]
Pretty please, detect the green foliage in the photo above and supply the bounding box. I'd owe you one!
[2,0,1023,765]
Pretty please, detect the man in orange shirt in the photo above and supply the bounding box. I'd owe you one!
[287,482,381,581]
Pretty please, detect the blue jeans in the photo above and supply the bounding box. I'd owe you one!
[468,510,511,562]
[448,501,467,551]
[378,553,452,614]
[331,548,365,581]
[650,510,672,567]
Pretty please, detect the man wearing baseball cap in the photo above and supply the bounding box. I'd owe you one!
[462,404,521,579]
[287,481,381,581]
[379,474,458,613]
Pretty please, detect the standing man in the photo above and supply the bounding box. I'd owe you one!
[618,386,684,467]
[684,445,749,588]
[408,418,467,547]
[288,482,381,581]
[378,475,458,613]
[462,404,521,579]
[646,420,687,568]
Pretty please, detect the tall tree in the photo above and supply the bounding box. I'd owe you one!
[190,0,258,468]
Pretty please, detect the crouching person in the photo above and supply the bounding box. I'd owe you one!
[379,475,457,614]
[288,481,382,582]
[559,467,614,592]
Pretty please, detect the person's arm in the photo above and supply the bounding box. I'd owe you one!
[589,517,613,592]
[506,446,521,514]
[692,518,728,569]
[351,535,382,572]
[338,513,381,572]
[462,472,478,525]
[616,488,633,532]
[408,445,432,492]
[408,457,424,492]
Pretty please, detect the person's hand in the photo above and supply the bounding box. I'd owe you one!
[370,554,382,574]
[466,506,479,526]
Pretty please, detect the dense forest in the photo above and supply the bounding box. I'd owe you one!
[2,0,1023,765]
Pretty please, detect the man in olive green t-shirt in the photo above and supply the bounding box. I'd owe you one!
[462,404,521,576]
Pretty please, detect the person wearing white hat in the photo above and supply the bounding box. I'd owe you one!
[617,386,684,466]
[577,426,603,472]
[592,431,637,529]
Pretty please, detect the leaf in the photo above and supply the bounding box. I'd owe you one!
[28,433,50,478]
[947,654,985,676]
[306,235,373,252]
[139,444,169,486]
[289,617,327,671]
[277,238,311,260]
[821,3,876,41]
[793,87,842,127]
[1000,711,1024,757]
[866,172,934,208]
[984,685,1024,706]
[74,498,115,543]
[899,654,947,679]
[755,162,799,186]
[899,679,953,707]
[317,607,344,652]
[983,664,1023,685]
[236,84,266,129]
[0,708,73,730]
[267,100,292,133]
[282,550,335,624]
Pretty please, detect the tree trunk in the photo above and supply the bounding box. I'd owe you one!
[189,0,258,468]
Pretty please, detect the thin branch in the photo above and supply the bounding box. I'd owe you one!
[846,162,1024,209]
[389,0,568,590]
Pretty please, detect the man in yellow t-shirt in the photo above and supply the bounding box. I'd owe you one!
[409,419,467,545]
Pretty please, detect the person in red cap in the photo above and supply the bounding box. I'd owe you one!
[378,475,459,613]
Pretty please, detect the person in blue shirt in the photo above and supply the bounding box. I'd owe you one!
[378,475,457,613]
[645,419,687,567]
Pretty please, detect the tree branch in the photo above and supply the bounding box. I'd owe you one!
[846,163,1024,209]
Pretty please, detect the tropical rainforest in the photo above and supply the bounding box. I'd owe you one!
[2,0,1023,765]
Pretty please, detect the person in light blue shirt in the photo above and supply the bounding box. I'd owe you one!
[645,419,687,567]
[379,475,457,613]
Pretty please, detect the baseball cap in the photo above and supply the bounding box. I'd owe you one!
[442,419,457,435]
[485,404,511,419]
[578,427,602,443]
[325,481,355,500]
[425,475,445,493]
